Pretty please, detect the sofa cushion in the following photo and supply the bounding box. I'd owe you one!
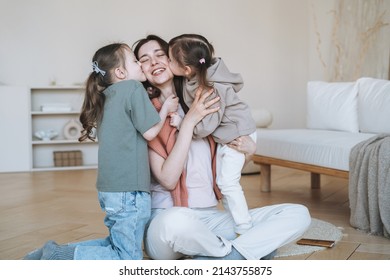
[256,129,376,171]
[306,81,359,133]
[357,77,390,134]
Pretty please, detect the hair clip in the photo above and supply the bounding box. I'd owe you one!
[92,61,106,76]
[199,58,206,64]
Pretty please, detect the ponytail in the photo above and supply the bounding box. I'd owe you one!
[197,56,214,91]
[79,43,129,142]
[79,73,105,142]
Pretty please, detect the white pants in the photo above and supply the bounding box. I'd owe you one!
[144,203,311,260]
[216,132,257,234]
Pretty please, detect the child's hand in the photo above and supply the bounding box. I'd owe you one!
[162,95,179,114]
[169,112,182,129]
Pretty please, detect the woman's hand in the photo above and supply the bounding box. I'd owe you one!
[184,87,220,126]
[227,135,257,155]
[227,135,257,167]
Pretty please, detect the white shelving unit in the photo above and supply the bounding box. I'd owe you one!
[30,86,98,171]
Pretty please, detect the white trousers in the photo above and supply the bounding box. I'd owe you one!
[216,132,257,234]
[144,203,311,260]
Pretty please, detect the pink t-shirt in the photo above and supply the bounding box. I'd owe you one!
[150,106,218,209]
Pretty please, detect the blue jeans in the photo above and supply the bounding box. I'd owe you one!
[71,191,151,260]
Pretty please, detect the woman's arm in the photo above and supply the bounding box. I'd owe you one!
[149,88,220,190]
[227,135,257,166]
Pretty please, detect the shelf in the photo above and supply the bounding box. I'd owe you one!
[30,86,84,112]
[32,165,97,172]
[30,85,85,90]
[30,86,98,171]
[32,139,97,145]
[31,111,81,115]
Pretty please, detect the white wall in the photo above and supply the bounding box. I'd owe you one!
[0,0,311,129]
[1,0,387,129]
[0,86,31,172]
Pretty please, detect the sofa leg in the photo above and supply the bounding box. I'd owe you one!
[260,164,271,192]
[311,173,320,189]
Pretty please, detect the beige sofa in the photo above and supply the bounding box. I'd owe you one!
[252,77,390,192]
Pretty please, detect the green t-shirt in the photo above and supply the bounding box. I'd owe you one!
[96,80,160,192]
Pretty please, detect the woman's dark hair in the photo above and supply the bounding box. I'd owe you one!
[168,34,216,91]
[132,35,188,112]
[79,43,129,142]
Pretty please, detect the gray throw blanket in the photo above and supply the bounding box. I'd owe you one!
[349,134,390,238]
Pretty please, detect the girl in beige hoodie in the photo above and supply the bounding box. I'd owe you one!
[168,34,257,235]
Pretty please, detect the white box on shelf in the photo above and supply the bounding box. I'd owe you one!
[41,103,73,112]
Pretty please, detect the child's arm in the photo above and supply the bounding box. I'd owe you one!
[143,95,179,141]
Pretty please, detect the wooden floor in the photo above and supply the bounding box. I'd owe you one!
[0,166,389,260]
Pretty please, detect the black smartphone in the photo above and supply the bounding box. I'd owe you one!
[296,238,335,248]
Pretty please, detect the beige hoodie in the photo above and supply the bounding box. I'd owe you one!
[183,58,256,144]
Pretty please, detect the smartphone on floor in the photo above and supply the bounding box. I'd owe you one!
[296,238,335,248]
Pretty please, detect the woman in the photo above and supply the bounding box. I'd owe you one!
[133,35,311,260]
